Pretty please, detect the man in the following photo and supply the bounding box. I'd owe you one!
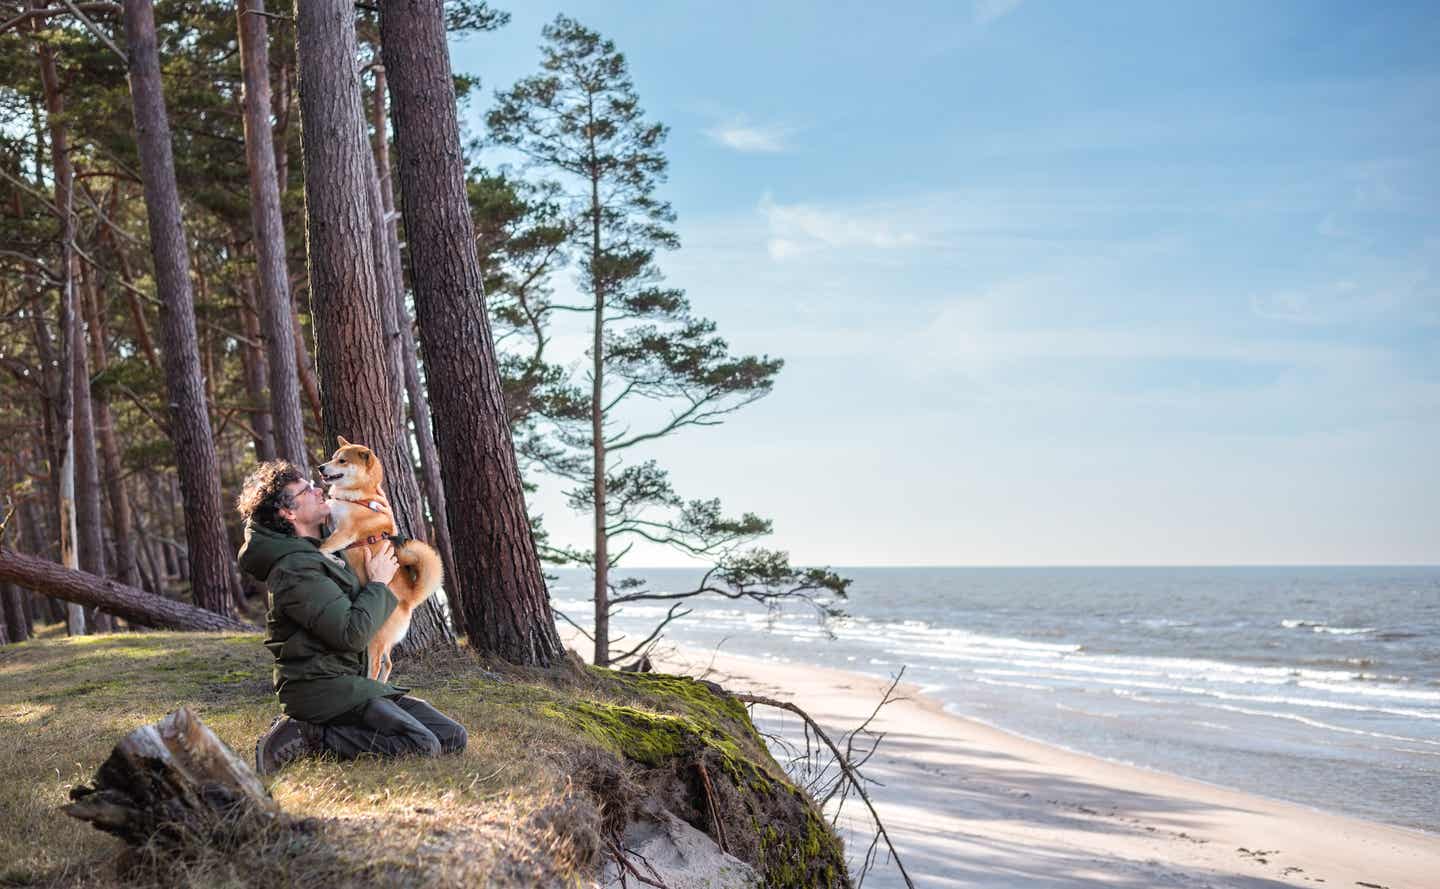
[237,460,466,775]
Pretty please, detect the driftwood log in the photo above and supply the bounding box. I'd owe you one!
[0,547,257,631]
[65,707,280,847]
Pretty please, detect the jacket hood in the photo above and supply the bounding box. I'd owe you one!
[238,520,318,581]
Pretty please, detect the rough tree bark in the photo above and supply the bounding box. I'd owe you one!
[122,0,242,614]
[238,0,308,468]
[292,0,452,655]
[369,62,459,633]
[380,0,564,665]
[0,548,258,632]
[34,19,85,636]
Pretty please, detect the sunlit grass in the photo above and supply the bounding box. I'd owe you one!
[0,631,604,888]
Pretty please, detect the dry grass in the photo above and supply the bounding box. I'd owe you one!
[0,628,609,888]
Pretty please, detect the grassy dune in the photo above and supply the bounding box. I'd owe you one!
[0,628,843,888]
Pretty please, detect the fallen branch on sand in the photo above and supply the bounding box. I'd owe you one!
[736,678,915,889]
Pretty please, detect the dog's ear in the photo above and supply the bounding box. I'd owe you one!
[358,449,371,465]
[337,435,350,447]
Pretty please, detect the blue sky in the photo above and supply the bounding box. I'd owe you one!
[448,1,1439,566]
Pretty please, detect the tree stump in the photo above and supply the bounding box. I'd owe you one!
[64,707,280,848]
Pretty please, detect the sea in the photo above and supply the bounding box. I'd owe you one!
[548,565,1440,834]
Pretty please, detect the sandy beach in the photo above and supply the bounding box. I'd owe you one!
[647,642,1439,889]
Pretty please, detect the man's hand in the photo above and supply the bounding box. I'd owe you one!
[366,541,400,586]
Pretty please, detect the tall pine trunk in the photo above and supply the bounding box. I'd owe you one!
[589,170,608,666]
[380,0,563,666]
[238,0,308,468]
[369,62,459,633]
[292,0,452,656]
[122,0,241,614]
[35,26,85,637]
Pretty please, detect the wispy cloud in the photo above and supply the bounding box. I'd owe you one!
[974,0,1023,26]
[705,118,792,153]
[759,193,929,260]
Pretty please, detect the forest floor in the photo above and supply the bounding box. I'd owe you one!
[0,627,793,888]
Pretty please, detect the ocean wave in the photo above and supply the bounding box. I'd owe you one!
[971,668,1440,719]
[1280,619,1377,635]
[1197,703,1440,747]
[971,677,1053,692]
[1295,680,1440,704]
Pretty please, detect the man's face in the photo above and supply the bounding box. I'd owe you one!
[279,478,330,529]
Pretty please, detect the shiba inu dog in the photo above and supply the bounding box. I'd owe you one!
[317,436,443,683]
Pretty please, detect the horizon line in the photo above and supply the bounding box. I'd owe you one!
[550,563,1440,570]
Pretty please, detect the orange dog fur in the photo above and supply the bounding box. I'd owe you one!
[317,436,443,683]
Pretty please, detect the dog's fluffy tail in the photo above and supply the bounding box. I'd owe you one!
[394,539,443,606]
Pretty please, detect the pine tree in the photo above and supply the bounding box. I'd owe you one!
[380,0,563,666]
[121,0,242,615]
[490,16,844,666]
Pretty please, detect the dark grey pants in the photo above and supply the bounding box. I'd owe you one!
[317,695,467,760]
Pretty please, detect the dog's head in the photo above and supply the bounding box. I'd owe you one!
[318,436,385,492]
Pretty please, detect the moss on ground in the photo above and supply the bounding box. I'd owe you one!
[0,631,847,888]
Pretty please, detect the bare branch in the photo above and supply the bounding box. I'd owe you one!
[552,605,594,642]
[736,682,916,889]
[58,0,126,62]
[608,601,689,664]
[0,2,118,35]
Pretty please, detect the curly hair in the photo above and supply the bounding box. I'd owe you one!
[236,460,307,536]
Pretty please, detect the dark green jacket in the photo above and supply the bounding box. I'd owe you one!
[237,520,405,723]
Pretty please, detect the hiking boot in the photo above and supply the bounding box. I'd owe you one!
[254,715,321,776]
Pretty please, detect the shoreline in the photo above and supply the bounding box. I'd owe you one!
[640,639,1440,889]
[940,699,1440,842]
[934,698,1439,843]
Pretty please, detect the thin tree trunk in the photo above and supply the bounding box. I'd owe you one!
[17,491,58,626]
[122,0,241,615]
[74,262,112,632]
[237,274,277,461]
[2,582,30,643]
[274,59,290,195]
[380,0,563,666]
[370,62,459,633]
[291,300,323,433]
[115,250,162,371]
[131,476,165,593]
[238,0,308,467]
[590,169,608,666]
[293,0,452,656]
[35,20,86,637]
[82,260,143,591]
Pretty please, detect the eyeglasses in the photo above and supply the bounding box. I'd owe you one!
[291,479,325,501]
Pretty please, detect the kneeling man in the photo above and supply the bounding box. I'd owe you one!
[237,460,466,775]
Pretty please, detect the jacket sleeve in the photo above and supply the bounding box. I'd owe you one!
[271,563,397,653]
